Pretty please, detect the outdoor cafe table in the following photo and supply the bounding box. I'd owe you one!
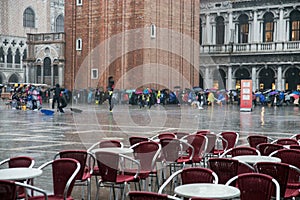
[91,147,134,154]
[0,167,43,180]
[232,155,281,165]
[174,183,240,199]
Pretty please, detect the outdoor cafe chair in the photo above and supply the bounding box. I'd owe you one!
[0,156,35,199]
[174,132,190,139]
[247,135,271,148]
[87,139,123,185]
[256,143,284,156]
[212,131,239,157]
[220,146,260,158]
[181,134,208,166]
[128,141,161,191]
[159,138,194,182]
[0,180,48,200]
[272,138,299,145]
[254,161,300,199]
[129,136,149,146]
[94,151,140,200]
[226,173,280,200]
[54,150,95,200]
[158,167,218,195]
[208,157,254,184]
[128,191,181,200]
[270,149,300,197]
[29,158,80,200]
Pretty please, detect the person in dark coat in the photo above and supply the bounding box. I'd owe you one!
[51,84,64,112]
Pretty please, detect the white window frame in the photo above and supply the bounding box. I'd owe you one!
[91,68,98,79]
[151,24,156,39]
[76,0,82,6]
[76,38,82,51]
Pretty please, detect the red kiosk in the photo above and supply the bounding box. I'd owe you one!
[240,80,253,112]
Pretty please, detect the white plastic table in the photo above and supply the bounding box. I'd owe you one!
[232,155,281,164]
[174,183,240,199]
[92,147,133,154]
[0,168,43,180]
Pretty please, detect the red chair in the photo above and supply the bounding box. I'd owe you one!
[254,162,300,199]
[128,191,181,200]
[226,173,280,200]
[174,132,190,139]
[182,134,207,166]
[197,132,217,164]
[220,146,260,157]
[208,157,254,184]
[0,180,48,200]
[129,136,149,146]
[256,143,284,156]
[29,158,80,200]
[158,167,218,195]
[213,131,239,156]
[87,139,123,184]
[0,156,35,199]
[272,138,299,145]
[195,130,211,135]
[159,138,194,182]
[270,149,300,197]
[128,141,161,191]
[94,151,140,200]
[54,150,95,200]
[247,135,269,148]
[290,134,300,141]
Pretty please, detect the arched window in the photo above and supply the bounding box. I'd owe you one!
[44,57,51,76]
[200,18,202,45]
[8,73,19,83]
[238,14,249,43]
[263,12,274,42]
[216,16,225,45]
[7,48,12,64]
[55,14,64,32]
[76,38,82,50]
[0,47,4,63]
[23,7,35,28]
[15,49,21,64]
[290,10,300,41]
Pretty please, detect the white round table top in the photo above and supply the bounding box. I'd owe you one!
[233,155,281,164]
[92,147,133,154]
[174,183,240,199]
[0,167,43,180]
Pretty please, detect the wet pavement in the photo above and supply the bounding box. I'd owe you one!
[0,100,299,199]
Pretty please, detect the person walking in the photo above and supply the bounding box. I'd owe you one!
[207,92,215,107]
[51,84,64,112]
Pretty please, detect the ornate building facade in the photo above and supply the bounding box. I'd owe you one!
[64,0,200,90]
[0,0,64,86]
[200,0,300,91]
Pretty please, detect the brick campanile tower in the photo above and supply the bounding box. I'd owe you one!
[65,0,199,91]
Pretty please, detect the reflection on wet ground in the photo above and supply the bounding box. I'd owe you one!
[0,101,299,198]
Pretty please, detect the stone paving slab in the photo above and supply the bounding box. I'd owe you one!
[0,101,299,199]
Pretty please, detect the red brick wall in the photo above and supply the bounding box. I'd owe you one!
[65,0,199,91]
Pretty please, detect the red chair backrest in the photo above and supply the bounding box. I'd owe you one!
[52,158,79,197]
[208,158,239,184]
[0,180,17,200]
[58,150,88,180]
[220,131,238,149]
[131,141,160,171]
[95,151,119,182]
[181,167,216,184]
[185,134,207,162]
[257,143,284,156]
[129,136,148,146]
[160,138,182,162]
[247,135,268,148]
[8,156,33,168]
[99,140,122,148]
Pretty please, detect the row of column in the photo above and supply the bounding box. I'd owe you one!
[202,66,284,92]
[202,7,290,45]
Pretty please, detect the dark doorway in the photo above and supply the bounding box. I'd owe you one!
[285,67,300,90]
[259,68,275,90]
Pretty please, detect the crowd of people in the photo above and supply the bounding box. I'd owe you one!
[1,83,299,112]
